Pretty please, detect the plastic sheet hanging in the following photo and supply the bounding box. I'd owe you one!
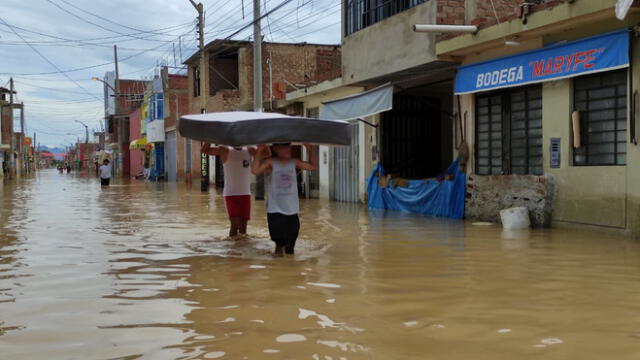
[366,158,466,219]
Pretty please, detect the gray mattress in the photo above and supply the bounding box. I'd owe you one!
[178,111,352,146]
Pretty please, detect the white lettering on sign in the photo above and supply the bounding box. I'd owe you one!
[476,66,524,89]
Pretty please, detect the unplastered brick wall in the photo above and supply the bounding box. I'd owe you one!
[465,174,555,227]
[437,0,466,26]
[243,43,341,105]
[437,0,568,41]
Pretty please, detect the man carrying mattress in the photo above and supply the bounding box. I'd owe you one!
[201,144,257,238]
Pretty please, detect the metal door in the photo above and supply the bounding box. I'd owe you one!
[165,131,177,182]
[331,123,359,202]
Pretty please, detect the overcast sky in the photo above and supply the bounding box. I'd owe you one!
[0,0,341,148]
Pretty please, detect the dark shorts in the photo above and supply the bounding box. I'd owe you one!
[101,178,110,186]
[267,213,300,254]
[224,195,251,220]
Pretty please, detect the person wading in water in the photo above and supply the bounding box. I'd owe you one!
[202,144,256,238]
[99,159,112,187]
[252,143,317,256]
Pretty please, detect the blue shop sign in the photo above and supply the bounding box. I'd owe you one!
[454,30,629,94]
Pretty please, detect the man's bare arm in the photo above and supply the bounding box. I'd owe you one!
[201,143,229,161]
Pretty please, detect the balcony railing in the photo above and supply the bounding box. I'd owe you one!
[345,0,428,36]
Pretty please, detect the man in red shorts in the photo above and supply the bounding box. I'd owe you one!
[202,144,256,237]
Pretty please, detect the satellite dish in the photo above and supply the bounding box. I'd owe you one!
[616,0,634,20]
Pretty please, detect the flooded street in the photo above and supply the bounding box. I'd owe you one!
[1,170,640,359]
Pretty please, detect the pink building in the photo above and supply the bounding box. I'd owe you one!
[129,107,143,178]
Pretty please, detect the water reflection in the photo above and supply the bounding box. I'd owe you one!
[2,170,640,359]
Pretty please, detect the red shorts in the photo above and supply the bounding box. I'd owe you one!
[224,195,251,220]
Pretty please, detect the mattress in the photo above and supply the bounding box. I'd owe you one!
[178,111,352,146]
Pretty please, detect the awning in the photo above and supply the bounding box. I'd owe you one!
[454,30,630,95]
[320,83,393,120]
[129,137,148,150]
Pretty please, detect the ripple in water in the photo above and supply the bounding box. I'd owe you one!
[306,282,341,289]
[276,334,307,343]
[203,351,225,358]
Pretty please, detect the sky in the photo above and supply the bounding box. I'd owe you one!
[0,0,342,147]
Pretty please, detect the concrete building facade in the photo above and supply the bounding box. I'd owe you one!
[101,74,149,177]
[161,70,194,183]
[436,0,640,235]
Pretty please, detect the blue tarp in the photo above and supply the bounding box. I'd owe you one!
[366,158,466,219]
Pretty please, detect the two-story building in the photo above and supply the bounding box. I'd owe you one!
[281,0,466,203]
[435,0,640,236]
[0,86,13,179]
[101,72,149,177]
[182,39,341,188]
[160,69,191,183]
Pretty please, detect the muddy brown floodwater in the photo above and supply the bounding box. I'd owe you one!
[2,170,640,359]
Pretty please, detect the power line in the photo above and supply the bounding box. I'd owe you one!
[57,0,190,36]
[0,16,100,101]
[45,0,187,43]
[0,34,186,76]
[0,20,195,46]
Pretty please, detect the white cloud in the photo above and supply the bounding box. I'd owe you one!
[1,0,341,146]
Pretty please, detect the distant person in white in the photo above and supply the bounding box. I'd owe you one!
[99,159,112,186]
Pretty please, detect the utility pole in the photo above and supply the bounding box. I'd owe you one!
[114,45,120,111]
[33,132,36,172]
[20,102,24,135]
[113,44,120,177]
[190,0,209,192]
[20,101,24,176]
[8,78,13,179]
[253,0,265,200]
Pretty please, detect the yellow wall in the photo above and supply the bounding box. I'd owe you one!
[542,79,626,228]
[627,36,640,236]
[455,14,640,231]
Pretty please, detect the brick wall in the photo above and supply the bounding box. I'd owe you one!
[1,107,11,145]
[437,0,568,40]
[436,0,466,26]
[316,48,342,83]
[117,80,148,115]
[242,43,341,106]
[164,74,188,129]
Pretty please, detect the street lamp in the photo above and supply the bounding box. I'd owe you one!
[75,120,89,144]
[91,77,117,93]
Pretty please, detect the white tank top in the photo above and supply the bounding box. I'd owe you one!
[223,147,252,196]
[266,159,299,215]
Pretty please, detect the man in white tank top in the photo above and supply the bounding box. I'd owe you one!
[252,143,317,256]
[202,143,256,237]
